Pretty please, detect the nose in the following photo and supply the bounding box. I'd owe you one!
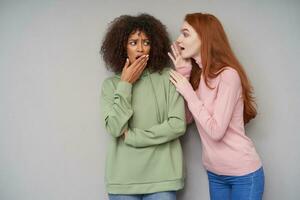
[176,35,182,43]
[137,41,144,52]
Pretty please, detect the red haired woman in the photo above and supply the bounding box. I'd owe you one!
[169,13,264,200]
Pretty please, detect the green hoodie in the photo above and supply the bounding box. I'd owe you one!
[100,68,186,194]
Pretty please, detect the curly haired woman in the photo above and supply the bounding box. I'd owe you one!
[100,14,186,200]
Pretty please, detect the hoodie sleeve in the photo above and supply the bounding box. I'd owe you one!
[100,78,133,138]
[124,74,186,148]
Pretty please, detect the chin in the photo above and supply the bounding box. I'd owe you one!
[181,53,191,59]
[129,58,135,63]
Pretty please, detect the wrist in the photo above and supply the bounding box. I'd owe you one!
[121,76,131,83]
[180,82,195,99]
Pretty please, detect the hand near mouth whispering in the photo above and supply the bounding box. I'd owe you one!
[121,55,149,84]
[168,42,192,79]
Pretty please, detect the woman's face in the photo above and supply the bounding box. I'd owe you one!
[176,21,201,59]
[126,31,150,64]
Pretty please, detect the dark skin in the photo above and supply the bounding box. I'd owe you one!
[121,31,150,84]
[120,31,150,138]
[120,55,149,83]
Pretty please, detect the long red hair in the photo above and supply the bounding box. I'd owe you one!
[185,13,257,124]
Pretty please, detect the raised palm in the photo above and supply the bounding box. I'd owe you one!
[168,43,192,70]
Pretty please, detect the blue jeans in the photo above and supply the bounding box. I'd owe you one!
[108,191,176,200]
[207,167,264,200]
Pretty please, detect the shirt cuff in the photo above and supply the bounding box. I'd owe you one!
[115,81,133,103]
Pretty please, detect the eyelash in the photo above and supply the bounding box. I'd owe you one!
[144,41,150,46]
[129,41,150,46]
[183,33,189,37]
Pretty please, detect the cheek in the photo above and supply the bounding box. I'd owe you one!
[189,38,200,52]
[126,47,134,57]
[145,46,150,54]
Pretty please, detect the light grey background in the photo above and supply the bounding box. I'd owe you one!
[1,0,299,199]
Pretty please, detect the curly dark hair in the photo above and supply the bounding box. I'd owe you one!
[100,13,171,73]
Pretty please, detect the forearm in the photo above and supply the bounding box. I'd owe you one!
[124,118,186,147]
[102,81,133,138]
[184,101,194,124]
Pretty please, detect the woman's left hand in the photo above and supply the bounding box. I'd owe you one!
[121,129,129,140]
[169,69,194,98]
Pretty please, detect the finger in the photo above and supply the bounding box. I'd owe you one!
[129,57,147,82]
[122,58,129,74]
[169,76,178,86]
[131,55,147,68]
[169,71,180,83]
[171,69,185,80]
[171,44,179,58]
[170,69,182,80]
[168,52,176,64]
[141,57,148,69]
[173,42,181,56]
[124,58,130,69]
[135,59,148,75]
[135,56,148,70]
[171,71,186,84]
[132,58,148,80]
[170,76,180,89]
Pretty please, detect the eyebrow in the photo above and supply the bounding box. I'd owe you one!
[128,38,150,41]
[181,28,189,32]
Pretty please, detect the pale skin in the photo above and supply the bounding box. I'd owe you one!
[168,43,191,87]
[168,21,202,87]
[168,42,191,74]
[121,30,151,138]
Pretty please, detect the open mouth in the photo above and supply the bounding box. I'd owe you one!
[135,55,143,60]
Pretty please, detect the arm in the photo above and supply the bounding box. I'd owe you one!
[185,70,242,141]
[100,79,133,138]
[169,43,193,124]
[184,101,194,124]
[124,75,186,148]
[176,65,194,124]
[101,56,149,138]
[170,69,242,141]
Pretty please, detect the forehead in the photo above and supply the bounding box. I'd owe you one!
[181,21,193,32]
[128,30,149,39]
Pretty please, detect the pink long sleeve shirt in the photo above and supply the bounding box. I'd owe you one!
[177,66,261,176]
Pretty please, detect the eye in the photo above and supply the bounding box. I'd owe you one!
[129,41,136,46]
[183,32,189,37]
[143,40,151,46]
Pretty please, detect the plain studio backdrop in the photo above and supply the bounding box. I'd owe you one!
[0,0,299,199]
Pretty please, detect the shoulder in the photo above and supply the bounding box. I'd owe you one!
[150,67,177,92]
[219,67,241,87]
[101,75,120,91]
[153,67,170,76]
[150,67,171,82]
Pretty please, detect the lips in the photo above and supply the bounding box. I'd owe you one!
[178,45,185,51]
[135,55,143,59]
